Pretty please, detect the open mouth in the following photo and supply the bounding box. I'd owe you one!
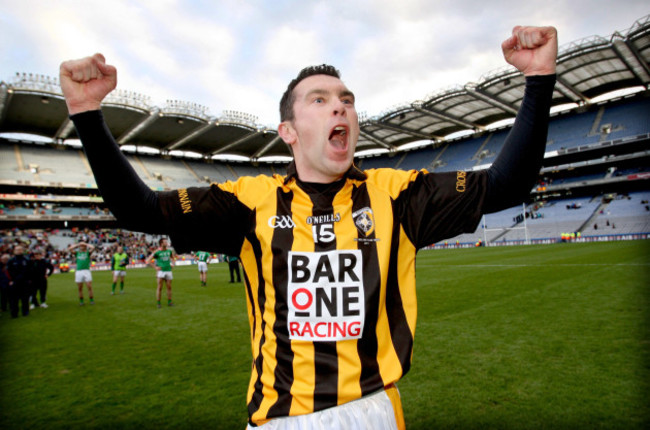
[328,125,348,150]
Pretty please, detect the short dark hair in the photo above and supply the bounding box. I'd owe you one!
[279,64,341,122]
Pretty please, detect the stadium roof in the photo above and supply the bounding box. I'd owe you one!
[1,15,649,162]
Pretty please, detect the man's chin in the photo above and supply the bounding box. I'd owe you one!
[327,161,353,178]
[329,150,353,165]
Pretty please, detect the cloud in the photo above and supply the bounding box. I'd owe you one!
[1,0,648,126]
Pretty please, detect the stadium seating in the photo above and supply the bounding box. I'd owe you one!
[357,154,398,170]
[546,109,601,150]
[1,92,648,243]
[186,160,235,183]
[434,139,483,172]
[599,97,650,139]
[230,164,267,178]
[435,191,650,246]
[0,142,33,182]
[593,191,650,235]
[0,140,96,186]
[135,155,204,189]
[550,172,607,185]
[397,146,441,171]
[472,129,509,166]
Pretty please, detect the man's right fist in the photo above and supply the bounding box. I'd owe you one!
[59,53,117,115]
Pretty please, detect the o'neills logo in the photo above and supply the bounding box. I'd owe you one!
[456,171,467,193]
[287,250,364,341]
[178,188,192,214]
[268,215,295,229]
[306,213,340,225]
[352,207,375,237]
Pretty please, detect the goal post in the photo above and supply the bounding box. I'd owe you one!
[482,203,529,246]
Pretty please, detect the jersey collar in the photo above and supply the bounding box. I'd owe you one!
[284,161,367,185]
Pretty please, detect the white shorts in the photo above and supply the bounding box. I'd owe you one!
[157,270,173,280]
[197,262,208,272]
[113,270,127,278]
[248,385,404,430]
[75,269,92,284]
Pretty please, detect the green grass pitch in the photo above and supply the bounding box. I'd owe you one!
[1,240,648,429]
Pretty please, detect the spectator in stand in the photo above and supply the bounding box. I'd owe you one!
[30,249,54,309]
[7,245,31,318]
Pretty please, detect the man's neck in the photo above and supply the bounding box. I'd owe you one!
[298,177,346,195]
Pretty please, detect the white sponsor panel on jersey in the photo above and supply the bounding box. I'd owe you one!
[287,250,364,341]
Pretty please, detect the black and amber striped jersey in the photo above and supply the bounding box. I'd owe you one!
[158,163,487,425]
[71,75,555,427]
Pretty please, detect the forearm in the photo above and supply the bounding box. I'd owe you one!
[71,110,166,233]
[483,74,556,213]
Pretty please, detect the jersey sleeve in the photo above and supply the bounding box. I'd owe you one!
[482,74,556,212]
[71,110,166,234]
[157,184,253,255]
[397,74,555,248]
[396,169,488,248]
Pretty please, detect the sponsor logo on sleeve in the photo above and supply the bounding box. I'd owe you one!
[287,250,364,341]
[178,188,192,214]
[456,171,466,193]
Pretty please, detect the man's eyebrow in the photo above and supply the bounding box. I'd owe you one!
[304,88,355,101]
[305,88,327,99]
[341,90,355,101]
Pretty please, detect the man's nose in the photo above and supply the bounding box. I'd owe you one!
[333,100,347,116]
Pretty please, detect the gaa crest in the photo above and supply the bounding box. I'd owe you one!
[352,207,375,237]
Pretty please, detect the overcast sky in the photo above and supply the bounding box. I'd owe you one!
[1,0,648,127]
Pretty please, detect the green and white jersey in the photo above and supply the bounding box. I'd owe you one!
[75,250,91,270]
[196,250,211,263]
[153,249,173,271]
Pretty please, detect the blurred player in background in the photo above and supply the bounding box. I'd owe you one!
[7,245,31,318]
[68,242,95,305]
[111,245,129,294]
[147,238,176,308]
[0,253,10,315]
[226,255,241,283]
[194,250,211,286]
[30,248,54,308]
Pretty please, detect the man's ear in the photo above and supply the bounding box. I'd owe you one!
[278,121,297,145]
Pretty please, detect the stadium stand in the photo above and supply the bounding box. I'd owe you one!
[599,97,650,139]
[546,109,601,150]
[135,155,203,189]
[594,191,650,234]
[20,144,95,186]
[0,142,33,182]
[230,163,265,178]
[185,160,234,183]
[1,14,648,247]
[473,129,509,167]
[431,139,480,172]
[357,153,398,170]
[397,147,441,171]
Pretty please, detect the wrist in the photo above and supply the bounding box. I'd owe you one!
[66,101,102,116]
